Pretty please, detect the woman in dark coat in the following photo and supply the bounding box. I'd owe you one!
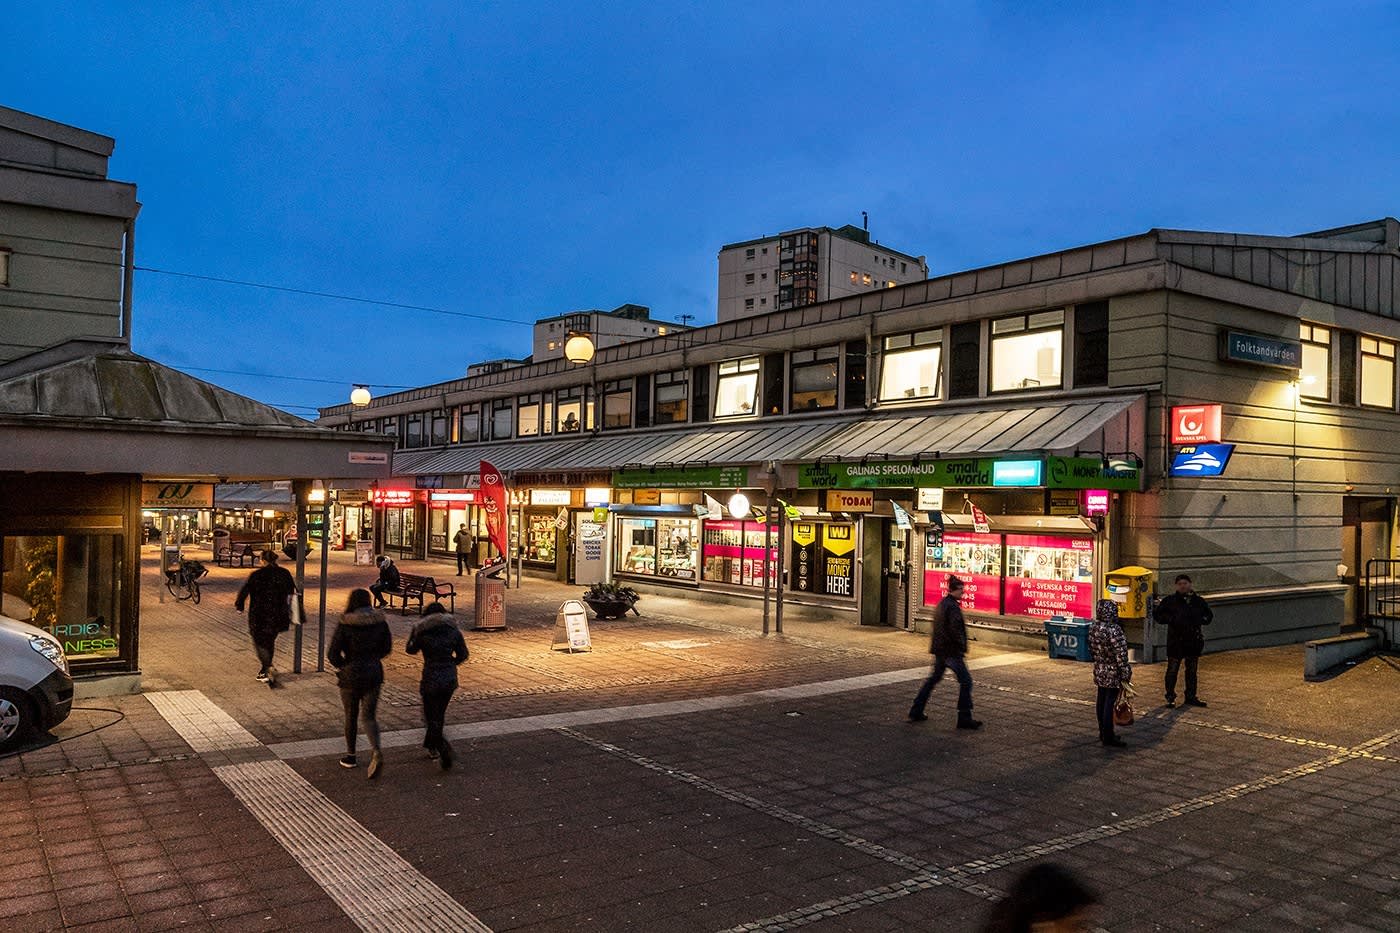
[234,550,296,686]
[406,601,468,769]
[327,588,393,777]
[1088,599,1132,748]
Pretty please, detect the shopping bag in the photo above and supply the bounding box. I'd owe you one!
[1114,683,1136,726]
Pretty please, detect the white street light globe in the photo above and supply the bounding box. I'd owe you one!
[727,492,750,518]
[350,385,372,407]
[564,334,596,364]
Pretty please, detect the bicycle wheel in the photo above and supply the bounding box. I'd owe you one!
[190,579,201,605]
[166,574,193,601]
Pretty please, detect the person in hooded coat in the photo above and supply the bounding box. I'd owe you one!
[327,588,392,777]
[369,555,401,608]
[234,549,296,687]
[1088,598,1132,747]
[405,601,469,769]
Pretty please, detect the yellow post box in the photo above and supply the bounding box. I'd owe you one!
[1104,566,1154,619]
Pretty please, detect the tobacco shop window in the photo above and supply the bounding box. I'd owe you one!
[879,329,941,401]
[2,533,125,661]
[1299,323,1330,401]
[790,345,840,411]
[458,405,480,443]
[990,309,1064,392]
[517,394,542,437]
[654,370,689,424]
[1359,335,1396,409]
[602,379,632,429]
[490,400,513,440]
[1072,301,1109,387]
[714,357,760,417]
[429,412,448,446]
[555,388,586,433]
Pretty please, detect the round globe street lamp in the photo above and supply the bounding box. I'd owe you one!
[350,385,372,408]
[727,492,750,519]
[564,333,596,365]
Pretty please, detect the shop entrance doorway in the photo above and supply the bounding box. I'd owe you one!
[884,521,911,629]
[1343,496,1393,627]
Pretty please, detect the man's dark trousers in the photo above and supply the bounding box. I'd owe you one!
[910,655,973,715]
[456,552,470,575]
[1165,655,1199,703]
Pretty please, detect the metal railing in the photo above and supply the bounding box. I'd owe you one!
[1364,559,1400,621]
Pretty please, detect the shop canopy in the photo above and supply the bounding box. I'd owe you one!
[0,340,394,482]
[392,394,1145,482]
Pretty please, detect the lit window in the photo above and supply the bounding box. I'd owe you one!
[790,346,840,411]
[658,326,668,335]
[548,341,557,351]
[850,271,858,284]
[862,273,872,286]
[517,394,541,437]
[991,310,1064,392]
[886,280,895,288]
[654,370,688,424]
[879,330,942,400]
[715,357,760,417]
[1360,335,1396,408]
[1299,323,1330,400]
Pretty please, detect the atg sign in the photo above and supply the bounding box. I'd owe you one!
[1220,331,1302,371]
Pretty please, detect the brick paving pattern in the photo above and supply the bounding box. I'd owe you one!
[0,545,1395,931]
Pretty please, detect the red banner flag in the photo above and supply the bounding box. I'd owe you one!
[479,461,510,559]
[969,502,991,534]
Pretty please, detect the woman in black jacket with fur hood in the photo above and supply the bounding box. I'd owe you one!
[406,602,468,769]
[327,588,392,777]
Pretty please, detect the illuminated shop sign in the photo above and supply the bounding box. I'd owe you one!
[991,460,1043,487]
[429,491,478,504]
[371,489,416,506]
[530,489,572,506]
[824,490,874,512]
[1169,444,1236,477]
[584,487,611,506]
[1083,490,1111,515]
[1171,404,1223,445]
[613,466,747,489]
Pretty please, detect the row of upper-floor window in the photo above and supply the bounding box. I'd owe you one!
[1298,322,1400,409]
[340,302,1113,448]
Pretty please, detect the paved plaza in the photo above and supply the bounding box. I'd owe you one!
[2,548,1397,932]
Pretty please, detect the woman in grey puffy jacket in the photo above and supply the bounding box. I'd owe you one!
[405,601,468,769]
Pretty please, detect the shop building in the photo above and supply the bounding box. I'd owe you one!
[0,106,393,687]
[322,217,1400,653]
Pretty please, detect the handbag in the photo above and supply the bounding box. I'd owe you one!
[1114,683,1136,726]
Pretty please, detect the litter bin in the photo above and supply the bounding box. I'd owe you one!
[474,559,507,631]
[1104,566,1154,619]
[1044,616,1092,661]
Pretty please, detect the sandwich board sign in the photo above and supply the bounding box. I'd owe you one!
[551,599,592,653]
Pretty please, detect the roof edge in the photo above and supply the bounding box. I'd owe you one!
[0,105,116,157]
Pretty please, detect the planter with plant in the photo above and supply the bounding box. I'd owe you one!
[581,582,640,619]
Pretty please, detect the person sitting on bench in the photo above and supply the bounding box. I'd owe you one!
[370,555,401,608]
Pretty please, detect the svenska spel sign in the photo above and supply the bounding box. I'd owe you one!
[1171,404,1222,444]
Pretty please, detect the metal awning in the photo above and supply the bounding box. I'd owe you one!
[213,484,293,509]
[391,394,1145,481]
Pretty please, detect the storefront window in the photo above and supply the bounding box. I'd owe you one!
[1,534,124,660]
[1003,535,1095,619]
[790,346,840,411]
[990,309,1064,392]
[517,394,542,437]
[385,507,416,550]
[1300,323,1330,400]
[701,519,777,587]
[524,512,557,563]
[715,357,760,417]
[879,330,942,400]
[616,516,698,579]
[788,521,856,597]
[923,531,1002,613]
[654,371,688,424]
[603,380,632,429]
[1359,335,1396,409]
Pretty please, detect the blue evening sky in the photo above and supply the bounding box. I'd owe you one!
[6,3,1399,415]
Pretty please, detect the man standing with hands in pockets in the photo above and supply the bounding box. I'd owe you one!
[1154,573,1213,707]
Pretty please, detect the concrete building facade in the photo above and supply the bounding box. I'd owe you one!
[717,224,928,322]
[531,303,691,362]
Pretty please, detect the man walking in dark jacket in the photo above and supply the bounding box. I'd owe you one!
[406,602,469,769]
[1154,573,1213,707]
[235,550,297,687]
[908,576,982,729]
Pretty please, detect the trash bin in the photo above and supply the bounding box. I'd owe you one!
[1104,566,1154,619]
[162,545,182,574]
[1044,616,1092,661]
[474,559,507,631]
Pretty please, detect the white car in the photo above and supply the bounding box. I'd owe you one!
[0,613,74,753]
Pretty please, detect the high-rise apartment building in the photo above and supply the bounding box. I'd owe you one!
[717,223,927,322]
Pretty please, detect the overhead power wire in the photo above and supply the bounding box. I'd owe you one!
[171,365,412,389]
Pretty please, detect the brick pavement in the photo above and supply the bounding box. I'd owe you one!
[0,544,1395,931]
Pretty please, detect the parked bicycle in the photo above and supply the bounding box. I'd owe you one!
[165,558,208,604]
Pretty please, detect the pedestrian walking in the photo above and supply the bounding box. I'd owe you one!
[1088,599,1131,747]
[405,601,468,769]
[233,549,296,687]
[980,862,1099,933]
[453,523,473,576]
[908,576,982,729]
[327,588,392,778]
[1154,573,1213,707]
[369,555,400,608]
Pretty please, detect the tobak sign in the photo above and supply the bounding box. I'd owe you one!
[824,490,874,512]
[1171,404,1223,445]
[143,483,214,509]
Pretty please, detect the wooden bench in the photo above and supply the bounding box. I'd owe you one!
[214,535,270,567]
[383,573,456,614]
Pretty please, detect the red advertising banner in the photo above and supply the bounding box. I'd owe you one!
[479,461,510,559]
[1003,534,1095,619]
[923,530,1001,613]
